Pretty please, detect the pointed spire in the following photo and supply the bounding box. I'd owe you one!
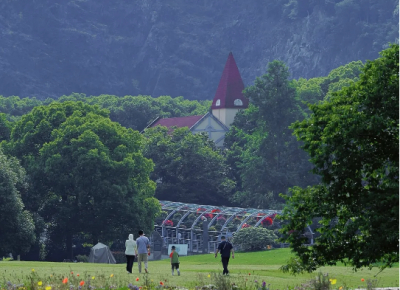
[211,52,248,110]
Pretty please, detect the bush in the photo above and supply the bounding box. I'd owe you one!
[75,255,88,263]
[232,227,278,251]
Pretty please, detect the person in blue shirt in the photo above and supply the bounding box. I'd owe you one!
[135,230,150,273]
[215,236,234,275]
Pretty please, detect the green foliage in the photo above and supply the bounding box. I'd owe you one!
[293,60,364,106]
[0,149,35,255]
[225,61,318,208]
[0,113,12,142]
[0,94,211,132]
[0,96,45,121]
[75,254,89,263]
[280,44,399,273]
[232,227,278,252]
[143,126,235,206]
[3,101,160,259]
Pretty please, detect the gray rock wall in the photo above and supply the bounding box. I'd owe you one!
[0,0,397,100]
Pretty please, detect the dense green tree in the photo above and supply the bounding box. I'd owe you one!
[4,101,160,259]
[0,149,35,255]
[0,96,45,121]
[293,60,364,105]
[3,102,109,215]
[0,113,12,142]
[280,44,399,273]
[225,61,317,208]
[143,126,235,206]
[0,94,211,132]
[232,227,278,251]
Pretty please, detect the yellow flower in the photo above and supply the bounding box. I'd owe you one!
[330,279,337,285]
[329,279,332,282]
[339,287,343,290]
[91,276,95,280]
[31,269,35,272]
[38,282,42,286]
[207,274,210,278]
[110,274,114,278]
[45,286,52,290]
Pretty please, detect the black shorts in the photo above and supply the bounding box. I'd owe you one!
[171,263,179,270]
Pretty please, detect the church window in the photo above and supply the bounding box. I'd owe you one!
[234,99,243,106]
[216,99,221,106]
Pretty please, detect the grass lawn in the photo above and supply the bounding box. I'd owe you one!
[0,249,398,289]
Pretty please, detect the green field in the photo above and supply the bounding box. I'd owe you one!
[1,249,398,289]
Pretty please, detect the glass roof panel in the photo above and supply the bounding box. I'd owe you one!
[158,200,281,215]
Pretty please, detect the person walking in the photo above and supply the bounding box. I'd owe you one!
[215,236,234,275]
[136,230,150,273]
[125,234,137,274]
[169,246,180,276]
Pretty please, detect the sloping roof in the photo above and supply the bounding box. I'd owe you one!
[190,112,229,132]
[149,115,204,129]
[211,52,249,110]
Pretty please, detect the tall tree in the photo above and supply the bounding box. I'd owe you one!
[280,44,399,273]
[225,61,317,208]
[0,149,35,255]
[143,126,235,206]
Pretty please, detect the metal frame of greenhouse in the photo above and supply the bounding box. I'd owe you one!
[151,200,314,254]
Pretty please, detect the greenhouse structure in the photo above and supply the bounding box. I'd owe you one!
[151,200,313,254]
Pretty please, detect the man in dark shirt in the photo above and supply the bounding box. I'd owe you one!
[215,236,234,275]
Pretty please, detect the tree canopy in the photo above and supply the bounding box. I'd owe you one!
[3,101,160,260]
[225,61,319,208]
[0,94,211,132]
[143,126,235,206]
[0,149,35,255]
[280,44,399,273]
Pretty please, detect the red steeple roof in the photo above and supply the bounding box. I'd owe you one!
[211,52,249,110]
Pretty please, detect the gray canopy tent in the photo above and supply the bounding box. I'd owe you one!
[88,243,116,264]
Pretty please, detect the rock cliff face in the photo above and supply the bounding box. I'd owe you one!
[0,0,397,100]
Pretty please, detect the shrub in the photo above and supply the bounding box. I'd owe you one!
[75,255,88,263]
[232,227,278,251]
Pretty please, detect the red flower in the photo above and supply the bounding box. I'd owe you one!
[136,278,139,281]
[162,220,173,226]
[261,217,273,226]
[211,209,221,213]
[62,278,68,284]
[242,223,251,228]
[203,213,213,219]
[160,281,164,286]
[197,208,206,213]
[77,274,80,277]
[79,281,85,286]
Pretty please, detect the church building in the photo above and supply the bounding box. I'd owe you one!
[146,52,249,147]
